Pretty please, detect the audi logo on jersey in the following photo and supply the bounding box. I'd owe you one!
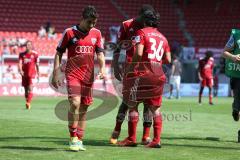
[75,46,94,54]
[23,58,32,64]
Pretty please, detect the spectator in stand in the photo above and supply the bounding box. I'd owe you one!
[2,44,10,55]
[48,26,56,39]
[109,26,120,43]
[18,37,27,46]
[38,26,47,38]
[4,65,14,83]
[45,21,51,33]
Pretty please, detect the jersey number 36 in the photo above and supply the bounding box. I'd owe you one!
[148,38,164,61]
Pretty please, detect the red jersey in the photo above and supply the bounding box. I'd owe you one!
[133,27,170,78]
[118,18,142,63]
[199,57,214,79]
[57,25,103,82]
[19,50,39,77]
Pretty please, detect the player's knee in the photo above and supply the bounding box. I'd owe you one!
[69,98,80,109]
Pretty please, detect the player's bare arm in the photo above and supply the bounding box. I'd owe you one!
[127,43,144,74]
[222,47,240,62]
[171,63,175,76]
[113,49,122,81]
[198,67,203,81]
[36,63,40,81]
[165,52,171,64]
[51,51,63,88]
[97,52,106,79]
[18,58,24,76]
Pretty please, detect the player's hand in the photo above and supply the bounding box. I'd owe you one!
[232,54,240,63]
[19,71,24,76]
[98,72,105,79]
[51,71,61,89]
[114,65,122,81]
[37,74,40,83]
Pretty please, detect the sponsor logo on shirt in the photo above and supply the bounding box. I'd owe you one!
[75,46,94,54]
[23,58,32,64]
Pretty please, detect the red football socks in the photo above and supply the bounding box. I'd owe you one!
[77,127,84,140]
[128,110,139,142]
[68,125,78,137]
[27,92,33,103]
[142,126,151,140]
[152,114,162,144]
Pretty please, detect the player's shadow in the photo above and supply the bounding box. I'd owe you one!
[162,136,236,143]
[0,146,64,151]
[0,136,67,147]
[163,143,240,150]
[83,139,113,147]
[0,136,113,147]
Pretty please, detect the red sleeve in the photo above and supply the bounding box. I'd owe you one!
[135,30,145,45]
[118,24,127,42]
[56,29,71,53]
[164,39,170,53]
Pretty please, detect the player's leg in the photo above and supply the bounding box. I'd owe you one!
[22,76,28,108]
[199,78,206,104]
[23,77,33,109]
[117,105,139,147]
[66,77,85,151]
[144,96,163,148]
[176,76,181,99]
[142,104,152,145]
[208,87,213,105]
[68,95,82,151]
[208,78,213,105]
[231,78,240,121]
[110,102,129,144]
[168,76,173,99]
[198,86,204,104]
[145,106,162,148]
[26,83,33,109]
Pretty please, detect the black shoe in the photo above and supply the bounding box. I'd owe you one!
[238,130,240,143]
[232,110,239,121]
[209,102,214,105]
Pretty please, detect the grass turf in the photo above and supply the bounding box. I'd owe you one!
[0,96,239,160]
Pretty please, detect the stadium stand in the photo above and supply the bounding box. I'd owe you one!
[0,0,239,55]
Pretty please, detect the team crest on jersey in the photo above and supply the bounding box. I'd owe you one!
[91,38,97,45]
[134,36,140,43]
[72,37,78,44]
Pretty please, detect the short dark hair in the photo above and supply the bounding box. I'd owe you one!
[82,5,98,19]
[205,51,213,59]
[25,40,32,46]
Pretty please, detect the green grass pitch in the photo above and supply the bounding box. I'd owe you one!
[0,96,239,160]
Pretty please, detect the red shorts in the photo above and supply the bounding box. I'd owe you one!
[22,76,33,87]
[122,75,165,107]
[66,76,93,106]
[201,78,213,87]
